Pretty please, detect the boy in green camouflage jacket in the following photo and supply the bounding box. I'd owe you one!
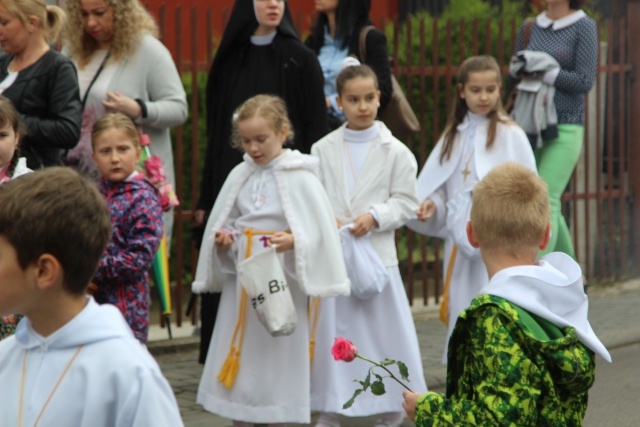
[403,163,611,426]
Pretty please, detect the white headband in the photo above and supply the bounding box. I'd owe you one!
[341,56,362,70]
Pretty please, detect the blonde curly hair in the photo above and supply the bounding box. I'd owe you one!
[63,0,158,68]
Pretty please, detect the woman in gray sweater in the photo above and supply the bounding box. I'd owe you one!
[62,0,188,241]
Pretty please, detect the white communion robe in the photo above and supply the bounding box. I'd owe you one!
[194,150,350,424]
[310,122,428,416]
[0,298,184,427]
[407,112,537,364]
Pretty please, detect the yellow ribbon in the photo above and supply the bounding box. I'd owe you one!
[217,228,278,389]
[307,297,321,362]
[440,244,458,326]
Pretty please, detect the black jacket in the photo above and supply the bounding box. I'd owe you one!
[0,50,82,168]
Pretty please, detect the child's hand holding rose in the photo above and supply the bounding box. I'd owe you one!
[402,390,421,421]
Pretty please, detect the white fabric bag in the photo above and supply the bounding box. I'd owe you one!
[445,187,481,260]
[339,225,389,300]
[237,245,297,336]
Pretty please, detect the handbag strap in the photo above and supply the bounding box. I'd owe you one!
[81,51,111,111]
[358,25,376,64]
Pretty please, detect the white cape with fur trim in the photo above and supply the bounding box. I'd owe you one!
[482,252,611,362]
[192,149,350,297]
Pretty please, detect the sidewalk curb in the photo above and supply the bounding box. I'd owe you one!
[149,336,199,357]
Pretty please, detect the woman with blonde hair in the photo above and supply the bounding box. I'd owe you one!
[0,0,82,169]
[63,0,187,241]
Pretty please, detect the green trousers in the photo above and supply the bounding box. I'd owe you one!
[535,125,584,259]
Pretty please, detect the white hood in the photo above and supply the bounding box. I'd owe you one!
[481,252,611,362]
[14,297,134,350]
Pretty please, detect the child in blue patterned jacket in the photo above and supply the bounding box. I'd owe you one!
[91,112,164,344]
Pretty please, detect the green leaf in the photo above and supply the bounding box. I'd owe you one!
[342,388,362,409]
[370,380,386,396]
[396,361,410,382]
[360,371,371,391]
[381,358,396,366]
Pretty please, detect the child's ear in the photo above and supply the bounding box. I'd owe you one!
[279,125,289,144]
[336,95,343,111]
[539,223,551,251]
[34,254,62,291]
[457,83,465,99]
[466,221,480,248]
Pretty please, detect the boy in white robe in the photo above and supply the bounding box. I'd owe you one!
[0,167,184,427]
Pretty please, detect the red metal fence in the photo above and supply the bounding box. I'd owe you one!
[148,5,634,325]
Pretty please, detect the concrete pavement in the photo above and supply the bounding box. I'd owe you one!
[149,279,640,426]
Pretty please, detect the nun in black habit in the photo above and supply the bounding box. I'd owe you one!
[194,0,329,364]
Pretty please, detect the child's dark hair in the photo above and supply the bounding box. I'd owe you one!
[230,95,294,149]
[440,55,510,164]
[0,96,26,178]
[336,63,379,96]
[91,112,141,149]
[570,0,587,8]
[0,167,111,296]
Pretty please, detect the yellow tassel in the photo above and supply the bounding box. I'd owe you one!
[217,349,240,389]
[223,350,240,388]
[217,347,234,385]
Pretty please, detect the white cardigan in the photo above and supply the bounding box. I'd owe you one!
[311,121,419,267]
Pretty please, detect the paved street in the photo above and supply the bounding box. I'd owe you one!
[151,279,640,426]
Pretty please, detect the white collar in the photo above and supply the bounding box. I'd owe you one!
[251,31,277,46]
[457,111,489,131]
[536,10,586,30]
[343,123,380,143]
[125,170,140,181]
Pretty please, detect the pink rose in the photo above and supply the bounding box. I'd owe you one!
[331,337,357,362]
